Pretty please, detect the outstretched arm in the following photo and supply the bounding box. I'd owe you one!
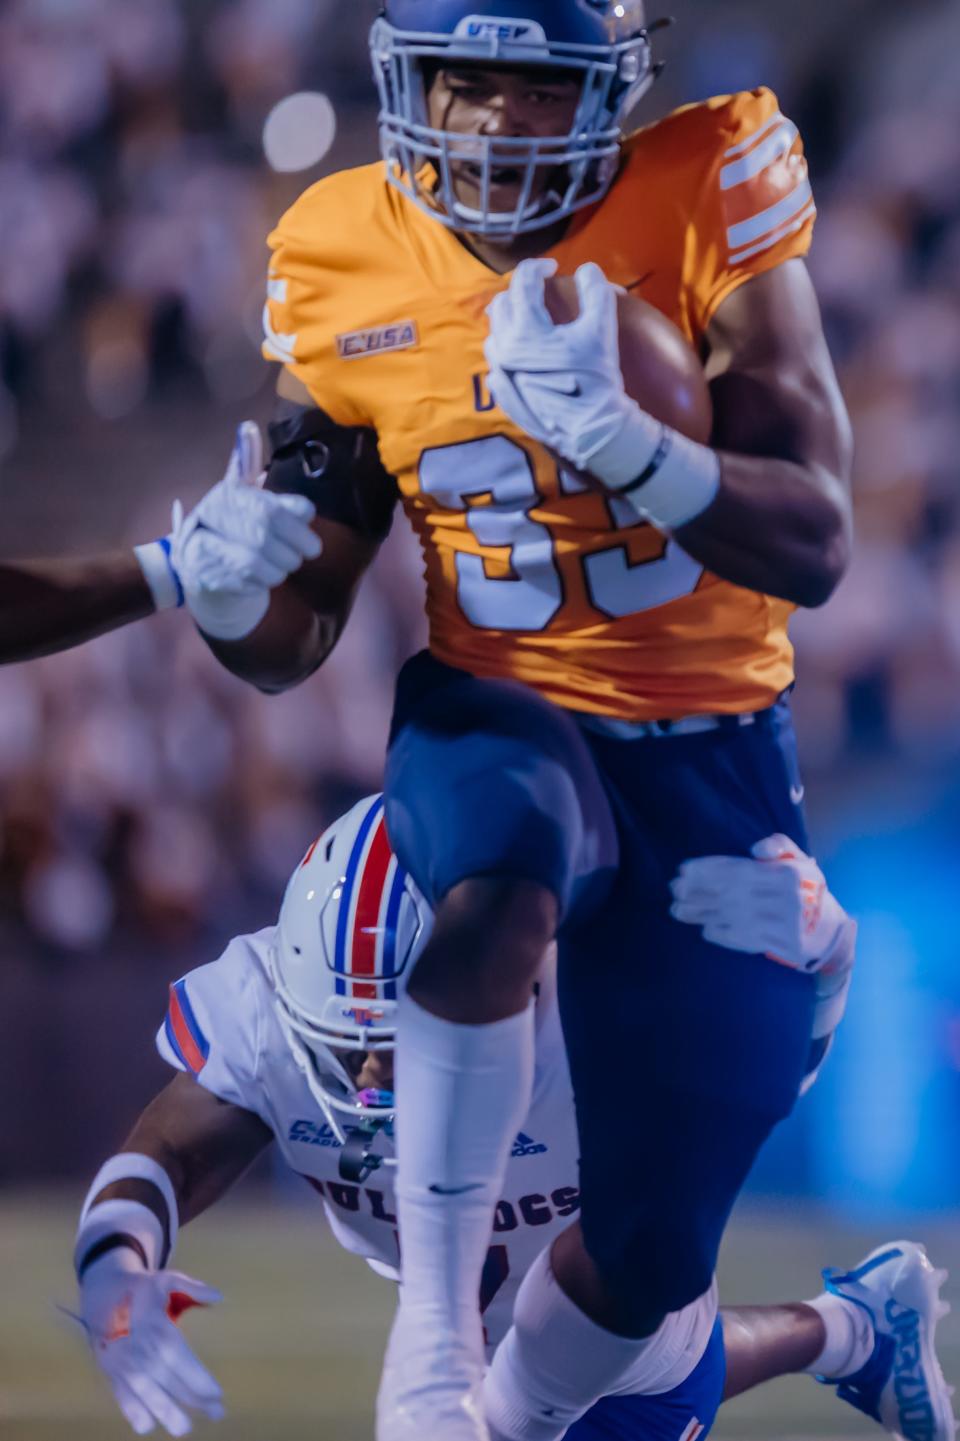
[73,1074,271,1438]
[0,419,318,667]
[84,1070,272,1230]
[0,552,157,664]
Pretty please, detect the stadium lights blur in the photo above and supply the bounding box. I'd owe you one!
[263,92,337,173]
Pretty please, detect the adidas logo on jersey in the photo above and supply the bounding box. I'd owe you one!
[512,1132,548,1158]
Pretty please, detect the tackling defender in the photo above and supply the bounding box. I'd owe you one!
[167,3,856,1435]
[72,798,953,1441]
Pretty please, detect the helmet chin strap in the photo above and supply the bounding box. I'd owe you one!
[339,1115,396,1184]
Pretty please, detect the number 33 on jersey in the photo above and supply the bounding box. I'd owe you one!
[263,88,816,722]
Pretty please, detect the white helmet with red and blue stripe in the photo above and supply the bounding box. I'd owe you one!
[370,0,658,236]
[266,794,432,1148]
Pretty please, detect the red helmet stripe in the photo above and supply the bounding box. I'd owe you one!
[351,815,393,999]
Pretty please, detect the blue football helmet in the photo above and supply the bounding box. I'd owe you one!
[370,1,657,237]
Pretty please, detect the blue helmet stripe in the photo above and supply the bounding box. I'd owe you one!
[381,860,408,1001]
[334,796,385,989]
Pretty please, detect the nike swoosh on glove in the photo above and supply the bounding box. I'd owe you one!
[484,258,648,485]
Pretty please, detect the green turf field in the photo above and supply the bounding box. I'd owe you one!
[1,1193,956,1441]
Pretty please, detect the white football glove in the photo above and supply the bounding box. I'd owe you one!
[670,834,849,972]
[485,259,638,477]
[79,1250,224,1437]
[171,421,322,641]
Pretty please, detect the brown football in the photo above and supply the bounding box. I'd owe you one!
[544,274,713,446]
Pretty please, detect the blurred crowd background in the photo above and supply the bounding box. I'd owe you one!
[2,0,959,1210]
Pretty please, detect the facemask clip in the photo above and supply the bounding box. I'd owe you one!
[339,1121,390,1183]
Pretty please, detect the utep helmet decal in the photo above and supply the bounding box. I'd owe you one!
[370,0,658,237]
[267,795,432,1147]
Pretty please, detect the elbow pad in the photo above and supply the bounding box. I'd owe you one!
[266,404,398,543]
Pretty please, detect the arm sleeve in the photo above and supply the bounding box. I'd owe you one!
[688,88,817,335]
[155,930,274,1114]
[265,401,399,543]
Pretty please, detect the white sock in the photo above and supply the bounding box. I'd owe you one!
[394,995,536,1366]
[484,1249,718,1441]
[803,1292,874,1378]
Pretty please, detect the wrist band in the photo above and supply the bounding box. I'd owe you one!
[609,421,721,532]
[80,1152,180,1257]
[134,538,184,612]
[75,1198,165,1278]
[76,1225,152,1280]
[582,400,721,532]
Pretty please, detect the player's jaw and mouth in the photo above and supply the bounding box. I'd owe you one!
[452,154,540,206]
[428,63,582,218]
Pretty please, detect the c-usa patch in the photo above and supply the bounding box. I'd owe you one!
[336,321,418,360]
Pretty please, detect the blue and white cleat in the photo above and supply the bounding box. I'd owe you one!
[819,1241,956,1441]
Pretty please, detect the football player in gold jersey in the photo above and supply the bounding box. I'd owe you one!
[174,5,854,1438]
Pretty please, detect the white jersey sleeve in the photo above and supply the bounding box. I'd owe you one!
[155,927,278,1116]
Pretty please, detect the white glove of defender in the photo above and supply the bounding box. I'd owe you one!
[171,421,322,641]
[670,834,849,972]
[79,1250,224,1436]
[484,259,650,488]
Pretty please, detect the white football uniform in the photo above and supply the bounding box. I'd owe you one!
[157,928,585,1356]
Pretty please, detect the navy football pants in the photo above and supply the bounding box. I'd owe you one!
[386,652,816,1327]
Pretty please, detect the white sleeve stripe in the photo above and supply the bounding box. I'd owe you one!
[262,301,298,364]
[727,178,813,253]
[267,276,288,303]
[720,119,799,190]
[723,110,785,159]
[728,199,816,264]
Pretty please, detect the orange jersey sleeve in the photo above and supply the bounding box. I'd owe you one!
[683,88,817,333]
[262,165,405,428]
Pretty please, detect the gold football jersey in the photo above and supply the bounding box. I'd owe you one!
[264,88,816,720]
